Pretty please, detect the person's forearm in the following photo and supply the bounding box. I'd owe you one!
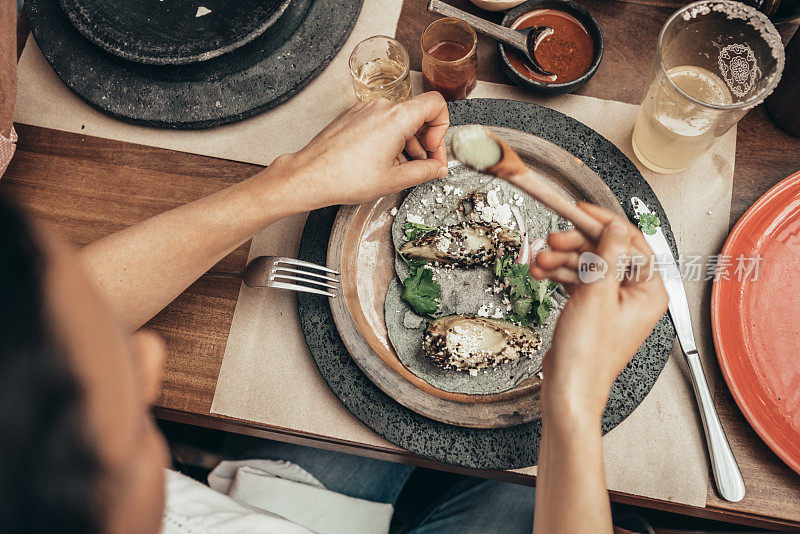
[0,0,17,137]
[533,385,613,534]
[79,159,305,332]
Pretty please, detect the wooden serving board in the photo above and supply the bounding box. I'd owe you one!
[327,125,623,429]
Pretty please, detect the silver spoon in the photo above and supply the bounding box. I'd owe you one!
[428,0,556,78]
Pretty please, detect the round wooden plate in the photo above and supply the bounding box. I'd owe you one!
[328,126,623,429]
[59,0,293,65]
[712,170,800,475]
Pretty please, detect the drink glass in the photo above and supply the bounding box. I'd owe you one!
[421,18,478,101]
[349,36,412,103]
[632,0,784,174]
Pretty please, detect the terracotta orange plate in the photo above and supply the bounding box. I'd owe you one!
[712,170,800,475]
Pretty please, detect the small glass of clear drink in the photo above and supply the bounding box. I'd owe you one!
[632,1,784,174]
[349,36,412,103]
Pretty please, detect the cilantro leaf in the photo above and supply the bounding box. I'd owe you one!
[506,263,533,299]
[534,279,554,304]
[403,222,438,241]
[511,296,533,319]
[494,254,514,278]
[401,264,440,316]
[638,213,660,235]
[495,260,556,327]
[534,299,551,326]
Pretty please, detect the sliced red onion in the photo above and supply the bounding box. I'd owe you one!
[510,206,529,265]
[530,238,546,259]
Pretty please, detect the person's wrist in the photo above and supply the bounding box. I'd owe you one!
[541,359,611,423]
[250,153,327,214]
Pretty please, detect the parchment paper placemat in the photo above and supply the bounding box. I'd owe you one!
[16,4,733,505]
[212,74,734,507]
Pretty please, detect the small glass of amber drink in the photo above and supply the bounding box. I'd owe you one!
[421,18,478,101]
[349,36,412,103]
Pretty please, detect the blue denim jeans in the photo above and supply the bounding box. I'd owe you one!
[243,440,535,534]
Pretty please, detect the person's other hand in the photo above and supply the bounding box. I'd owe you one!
[531,203,668,419]
[272,92,449,210]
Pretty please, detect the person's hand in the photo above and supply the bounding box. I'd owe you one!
[270,92,449,210]
[531,203,668,419]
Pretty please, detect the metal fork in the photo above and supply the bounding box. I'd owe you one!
[204,256,339,297]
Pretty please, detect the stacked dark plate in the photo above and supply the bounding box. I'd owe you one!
[25,0,363,128]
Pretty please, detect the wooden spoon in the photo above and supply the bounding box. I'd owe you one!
[428,0,556,78]
[451,126,649,264]
[452,126,604,240]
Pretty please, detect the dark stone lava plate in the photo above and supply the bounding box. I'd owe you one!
[25,0,362,129]
[298,99,677,470]
[58,0,292,66]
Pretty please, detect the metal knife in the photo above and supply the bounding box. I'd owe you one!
[631,197,746,503]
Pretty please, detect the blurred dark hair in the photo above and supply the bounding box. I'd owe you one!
[0,194,101,532]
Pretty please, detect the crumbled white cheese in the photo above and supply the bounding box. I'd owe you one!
[492,308,505,319]
[454,188,463,196]
[406,213,425,225]
[435,197,443,204]
[469,369,478,377]
[477,304,492,317]
[196,6,211,17]
[474,191,513,227]
[390,207,398,216]
[421,198,429,206]
[493,204,513,226]
[486,189,501,207]
[443,185,454,195]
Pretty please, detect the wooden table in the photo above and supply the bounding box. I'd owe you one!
[5,0,800,530]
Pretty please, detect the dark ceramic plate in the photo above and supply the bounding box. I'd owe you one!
[59,0,293,65]
[297,99,677,470]
[26,0,362,129]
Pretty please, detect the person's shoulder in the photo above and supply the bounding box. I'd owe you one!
[162,470,312,534]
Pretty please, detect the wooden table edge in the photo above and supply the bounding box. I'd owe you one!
[154,406,800,531]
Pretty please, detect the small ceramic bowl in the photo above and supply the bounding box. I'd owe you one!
[498,0,603,95]
[467,0,527,11]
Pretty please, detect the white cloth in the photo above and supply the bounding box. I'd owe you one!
[162,470,311,534]
[0,125,17,177]
[162,463,394,534]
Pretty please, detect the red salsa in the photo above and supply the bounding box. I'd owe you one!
[507,9,594,84]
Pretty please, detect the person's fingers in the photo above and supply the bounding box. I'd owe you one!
[535,250,580,271]
[530,265,580,285]
[389,158,448,190]
[428,139,447,165]
[404,135,428,160]
[594,218,634,291]
[398,92,449,165]
[548,230,588,252]
[579,202,659,264]
[576,202,621,224]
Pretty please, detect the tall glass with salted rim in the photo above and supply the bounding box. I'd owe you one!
[632,1,784,175]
